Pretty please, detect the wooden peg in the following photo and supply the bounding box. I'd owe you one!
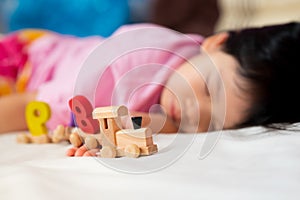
[69,131,83,147]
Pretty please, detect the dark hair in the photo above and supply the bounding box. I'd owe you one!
[223,22,300,129]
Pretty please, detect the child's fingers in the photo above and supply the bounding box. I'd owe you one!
[75,145,88,157]
[83,149,100,157]
[66,147,78,156]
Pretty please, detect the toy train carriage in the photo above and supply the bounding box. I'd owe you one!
[92,105,158,158]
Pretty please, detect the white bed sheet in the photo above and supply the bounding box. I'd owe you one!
[1,127,300,200]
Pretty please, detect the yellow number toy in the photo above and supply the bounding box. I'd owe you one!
[25,101,51,136]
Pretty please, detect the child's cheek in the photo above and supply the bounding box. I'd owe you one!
[178,98,201,132]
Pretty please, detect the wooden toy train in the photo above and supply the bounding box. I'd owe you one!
[16,95,157,158]
[68,98,158,158]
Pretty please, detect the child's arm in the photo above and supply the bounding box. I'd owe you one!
[0,92,36,133]
[130,111,179,133]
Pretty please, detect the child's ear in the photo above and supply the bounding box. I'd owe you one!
[202,32,229,53]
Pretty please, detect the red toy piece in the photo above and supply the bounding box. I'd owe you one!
[69,95,99,134]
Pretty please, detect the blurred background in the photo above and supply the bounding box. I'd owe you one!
[0,0,299,37]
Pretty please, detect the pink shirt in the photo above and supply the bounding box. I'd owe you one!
[26,24,204,130]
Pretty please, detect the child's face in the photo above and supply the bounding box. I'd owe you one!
[160,35,253,132]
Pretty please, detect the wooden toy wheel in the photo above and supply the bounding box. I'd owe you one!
[31,134,51,144]
[100,146,117,158]
[85,136,98,150]
[16,133,31,144]
[51,125,65,143]
[69,131,83,147]
[124,144,140,158]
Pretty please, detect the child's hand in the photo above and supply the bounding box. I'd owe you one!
[0,91,37,133]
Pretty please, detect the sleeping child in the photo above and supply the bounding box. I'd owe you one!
[1,22,300,134]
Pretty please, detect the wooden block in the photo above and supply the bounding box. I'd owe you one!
[100,131,116,147]
[139,144,158,156]
[92,105,128,119]
[69,95,99,134]
[98,117,122,133]
[99,118,121,146]
[116,128,153,148]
